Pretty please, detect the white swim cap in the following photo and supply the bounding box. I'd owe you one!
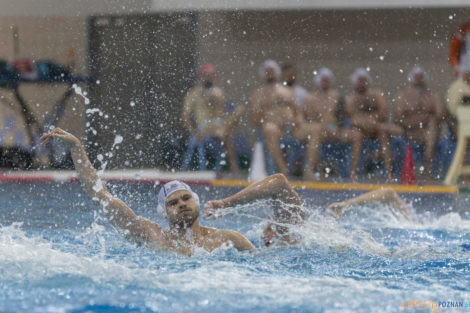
[157,180,200,212]
[350,68,371,85]
[259,59,281,79]
[315,67,335,86]
[408,66,427,82]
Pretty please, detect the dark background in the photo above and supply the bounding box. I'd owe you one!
[88,13,198,169]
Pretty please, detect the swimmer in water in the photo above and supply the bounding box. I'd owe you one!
[204,173,409,247]
[41,128,255,255]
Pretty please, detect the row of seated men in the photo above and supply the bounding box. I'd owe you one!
[181,60,470,181]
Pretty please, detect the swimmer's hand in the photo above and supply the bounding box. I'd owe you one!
[325,202,346,218]
[203,200,225,219]
[40,128,80,147]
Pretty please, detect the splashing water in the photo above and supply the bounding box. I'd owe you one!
[112,135,123,149]
[0,182,469,313]
[72,84,90,105]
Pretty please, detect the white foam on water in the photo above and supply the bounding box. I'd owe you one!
[301,214,391,256]
[208,199,391,255]
[0,223,163,287]
[207,198,470,260]
[413,212,470,231]
[0,212,469,313]
[334,201,470,232]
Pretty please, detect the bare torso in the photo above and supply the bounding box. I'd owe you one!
[184,85,225,137]
[345,88,388,136]
[395,87,439,130]
[250,83,297,128]
[304,89,339,125]
[155,226,244,255]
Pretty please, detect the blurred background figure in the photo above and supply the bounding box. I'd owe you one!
[249,60,295,175]
[281,63,309,109]
[181,63,239,173]
[303,68,362,181]
[393,66,444,178]
[345,68,403,181]
[249,60,322,179]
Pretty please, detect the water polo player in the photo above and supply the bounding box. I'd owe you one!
[41,128,255,255]
[204,173,410,247]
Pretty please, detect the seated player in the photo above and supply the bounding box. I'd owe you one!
[345,68,403,181]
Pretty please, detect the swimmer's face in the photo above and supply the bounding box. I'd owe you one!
[412,72,425,86]
[200,72,217,86]
[264,67,278,83]
[165,190,199,227]
[355,76,369,91]
[320,76,331,90]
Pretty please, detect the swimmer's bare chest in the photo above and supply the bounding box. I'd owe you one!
[148,228,234,255]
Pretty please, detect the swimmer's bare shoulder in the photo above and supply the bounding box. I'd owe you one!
[99,195,172,246]
[201,226,256,251]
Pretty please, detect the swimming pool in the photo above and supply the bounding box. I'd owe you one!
[0,181,469,313]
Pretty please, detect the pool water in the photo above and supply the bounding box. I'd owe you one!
[0,182,469,313]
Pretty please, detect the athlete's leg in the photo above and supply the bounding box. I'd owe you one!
[262,122,288,175]
[338,128,363,181]
[292,122,323,180]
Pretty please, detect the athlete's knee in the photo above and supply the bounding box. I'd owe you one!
[350,130,363,143]
[309,122,322,134]
[263,123,281,137]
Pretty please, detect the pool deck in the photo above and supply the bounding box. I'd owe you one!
[0,169,459,194]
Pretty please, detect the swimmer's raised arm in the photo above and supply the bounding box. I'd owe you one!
[204,174,304,223]
[326,188,409,219]
[41,128,163,245]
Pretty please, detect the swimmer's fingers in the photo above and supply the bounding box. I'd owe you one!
[42,128,80,146]
[203,201,223,219]
[203,209,216,220]
[203,209,219,220]
[40,133,52,145]
[325,202,344,218]
[202,205,217,220]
